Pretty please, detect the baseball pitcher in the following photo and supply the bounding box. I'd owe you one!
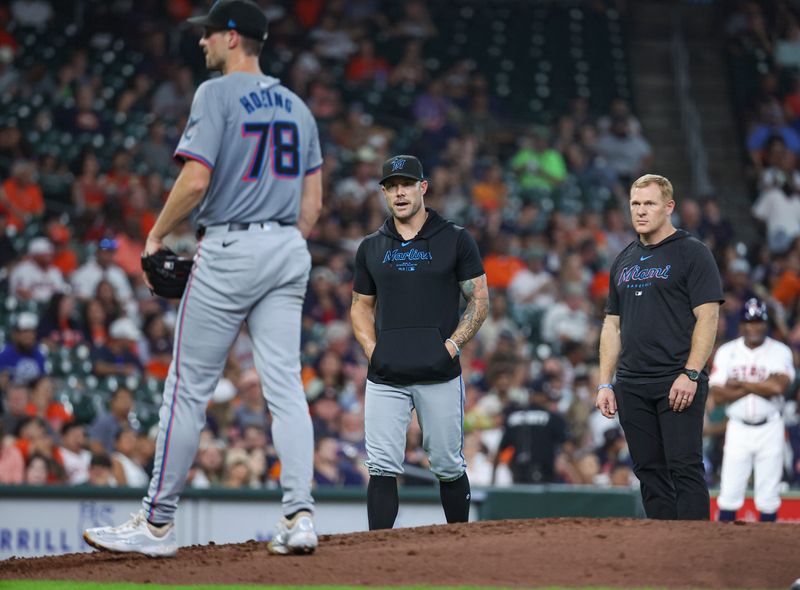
[84,0,323,556]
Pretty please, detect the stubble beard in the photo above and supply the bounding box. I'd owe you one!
[393,199,422,223]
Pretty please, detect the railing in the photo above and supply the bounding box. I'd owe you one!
[671,11,714,197]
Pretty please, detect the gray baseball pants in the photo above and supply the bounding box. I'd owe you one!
[143,223,314,523]
[365,376,466,481]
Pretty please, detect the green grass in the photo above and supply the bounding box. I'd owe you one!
[0,584,685,590]
[0,584,687,590]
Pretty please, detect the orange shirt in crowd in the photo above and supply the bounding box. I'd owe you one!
[53,247,79,277]
[25,402,73,432]
[773,270,800,308]
[2,178,44,230]
[113,233,145,276]
[472,181,507,212]
[483,254,525,290]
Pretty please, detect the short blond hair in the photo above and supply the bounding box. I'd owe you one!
[630,174,673,202]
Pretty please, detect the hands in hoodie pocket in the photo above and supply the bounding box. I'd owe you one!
[370,326,455,384]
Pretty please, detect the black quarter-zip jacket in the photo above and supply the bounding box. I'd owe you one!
[354,208,484,385]
[606,229,724,383]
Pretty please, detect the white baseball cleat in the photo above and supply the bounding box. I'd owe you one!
[267,510,318,555]
[83,510,178,557]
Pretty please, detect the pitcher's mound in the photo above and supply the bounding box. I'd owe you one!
[2,518,798,588]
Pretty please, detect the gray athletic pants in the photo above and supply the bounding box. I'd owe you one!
[143,222,314,523]
[364,376,466,481]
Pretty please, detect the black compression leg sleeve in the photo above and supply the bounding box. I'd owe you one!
[439,472,471,523]
[367,475,399,530]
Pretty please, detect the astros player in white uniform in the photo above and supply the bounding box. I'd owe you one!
[710,298,795,522]
[83,0,323,556]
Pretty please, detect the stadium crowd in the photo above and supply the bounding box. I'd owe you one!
[0,0,799,497]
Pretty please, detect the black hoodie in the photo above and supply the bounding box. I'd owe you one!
[354,208,484,385]
[606,229,724,383]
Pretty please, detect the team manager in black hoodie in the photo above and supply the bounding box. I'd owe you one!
[351,155,488,530]
[596,174,723,520]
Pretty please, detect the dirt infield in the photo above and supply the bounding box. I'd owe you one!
[1,518,798,589]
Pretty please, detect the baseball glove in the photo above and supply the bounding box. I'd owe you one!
[141,248,194,299]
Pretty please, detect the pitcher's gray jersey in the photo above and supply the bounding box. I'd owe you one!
[175,72,323,226]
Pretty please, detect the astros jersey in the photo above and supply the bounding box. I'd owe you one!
[175,73,323,226]
[709,337,795,422]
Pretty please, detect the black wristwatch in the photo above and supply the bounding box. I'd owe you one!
[683,368,700,382]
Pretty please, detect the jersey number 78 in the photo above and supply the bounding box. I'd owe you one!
[241,121,299,181]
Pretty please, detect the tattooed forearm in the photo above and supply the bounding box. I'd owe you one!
[450,274,489,348]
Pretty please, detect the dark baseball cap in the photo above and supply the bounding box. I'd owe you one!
[741,297,768,323]
[379,155,424,185]
[187,0,268,41]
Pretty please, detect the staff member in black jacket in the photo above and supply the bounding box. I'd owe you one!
[596,174,723,520]
[351,155,489,529]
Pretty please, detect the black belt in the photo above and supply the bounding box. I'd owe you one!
[197,220,294,239]
[741,418,769,427]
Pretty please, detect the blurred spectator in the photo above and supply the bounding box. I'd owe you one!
[472,161,508,213]
[595,117,653,186]
[345,39,390,85]
[309,14,357,61]
[10,0,54,30]
[313,435,364,486]
[1,382,31,435]
[747,101,800,162]
[222,448,258,488]
[1,159,44,231]
[71,151,107,219]
[494,388,568,484]
[9,237,68,303]
[698,198,734,250]
[112,219,147,277]
[46,221,78,277]
[389,0,438,40]
[25,453,52,485]
[71,238,135,308]
[0,215,16,269]
[111,427,148,487]
[751,164,800,253]
[310,391,342,439]
[191,438,225,488]
[388,39,427,88]
[57,84,107,135]
[0,421,25,484]
[232,368,267,432]
[86,453,116,487]
[26,376,72,434]
[597,98,642,137]
[81,298,109,348]
[38,292,84,349]
[540,284,591,349]
[91,318,143,378]
[88,387,135,454]
[141,313,173,380]
[507,246,557,316]
[478,292,522,354]
[151,66,195,120]
[0,312,46,388]
[511,126,567,195]
[482,233,525,290]
[59,422,91,485]
[334,146,380,205]
[94,280,124,324]
[137,119,175,177]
